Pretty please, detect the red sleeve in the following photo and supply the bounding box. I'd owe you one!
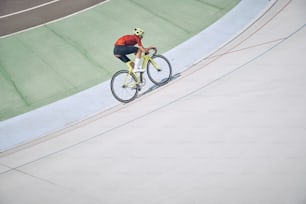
[135,35,143,47]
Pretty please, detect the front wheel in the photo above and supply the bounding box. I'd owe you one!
[110,70,138,103]
[147,55,172,86]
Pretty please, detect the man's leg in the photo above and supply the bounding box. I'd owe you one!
[133,48,143,72]
[114,46,131,63]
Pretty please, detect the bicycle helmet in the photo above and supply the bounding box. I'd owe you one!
[134,28,144,37]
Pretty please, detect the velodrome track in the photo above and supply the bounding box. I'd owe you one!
[1,0,306,203]
[0,0,242,151]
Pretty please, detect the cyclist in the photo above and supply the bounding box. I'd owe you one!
[113,28,155,72]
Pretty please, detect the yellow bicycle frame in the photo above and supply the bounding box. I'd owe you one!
[123,53,161,88]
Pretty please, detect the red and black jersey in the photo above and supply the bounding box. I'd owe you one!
[114,34,143,47]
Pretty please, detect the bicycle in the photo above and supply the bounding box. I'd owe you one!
[110,48,172,103]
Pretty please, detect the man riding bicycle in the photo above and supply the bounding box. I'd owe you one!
[113,28,155,73]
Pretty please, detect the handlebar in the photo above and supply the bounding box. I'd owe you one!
[151,47,157,55]
[145,48,157,56]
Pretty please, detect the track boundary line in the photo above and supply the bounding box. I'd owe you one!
[0,0,60,19]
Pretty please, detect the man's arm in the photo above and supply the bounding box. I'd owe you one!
[139,46,156,53]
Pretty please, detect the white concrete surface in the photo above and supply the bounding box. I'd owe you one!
[1,0,306,203]
[0,0,273,152]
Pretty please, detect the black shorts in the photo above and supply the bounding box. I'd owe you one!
[113,45,139,63]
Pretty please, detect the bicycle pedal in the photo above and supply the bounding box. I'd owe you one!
[135,84,141,91]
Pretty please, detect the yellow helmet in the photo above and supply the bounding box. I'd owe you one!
[134,28,144,37]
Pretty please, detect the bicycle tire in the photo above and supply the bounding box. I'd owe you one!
[147,55,172,86]
[110,70,138,103]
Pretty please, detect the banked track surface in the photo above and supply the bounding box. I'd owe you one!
[0,0,306,203]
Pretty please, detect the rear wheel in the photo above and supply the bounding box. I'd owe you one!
[110,70,138,103]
